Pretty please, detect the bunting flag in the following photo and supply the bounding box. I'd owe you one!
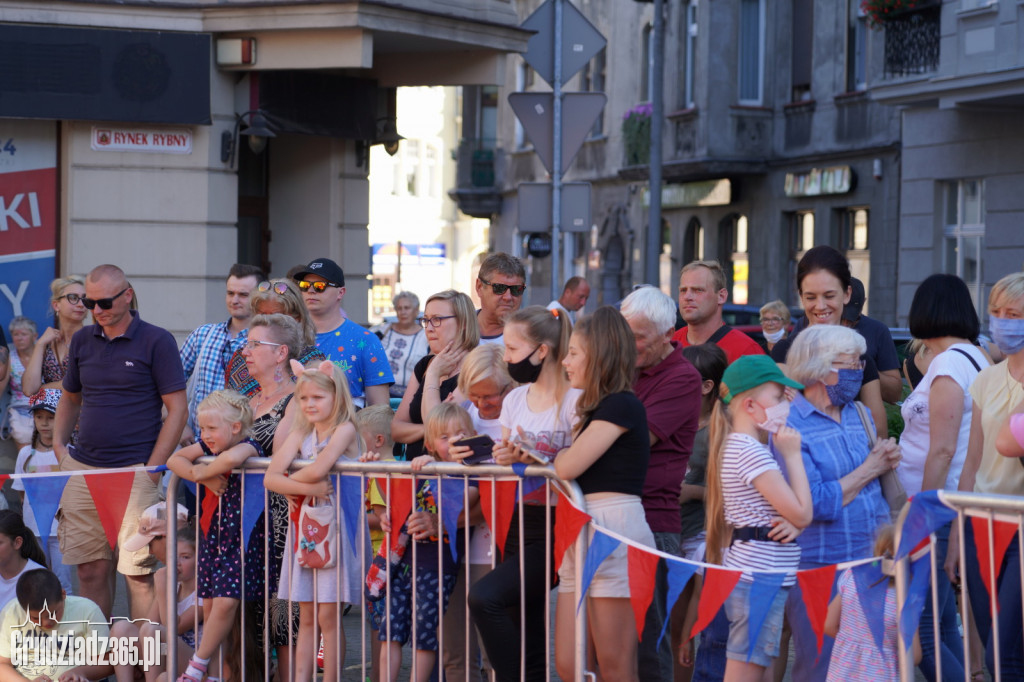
[796,564,837,657]
[627,545,659,640]
[553,489,592,574]
[896,491,957,560]
[899,553,932,653]
[690,567,741,641]
[21,474,70,543]
[339,473,367,553]
[971,516,1017,610]
[84,471,138,549]
[852,561,890,654]
[578,530,619,613]
[380,477,414,548]
[478,480,518,560]
[199,486,219,536]
[746,571,788,662]
[656,558,698,648]
[181,479,197,497]
[427,478,466,562]
[241,472,266,544]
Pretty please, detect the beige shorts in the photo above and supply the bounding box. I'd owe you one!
[58,453,163,576]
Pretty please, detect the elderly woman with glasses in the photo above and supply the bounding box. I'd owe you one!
[380,291,430,398]
[759,299,791,354]
[775,324,900,682]
[22,275,88,397]
[392,289,480,459]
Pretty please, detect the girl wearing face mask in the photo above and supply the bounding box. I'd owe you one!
[774,324,900,682]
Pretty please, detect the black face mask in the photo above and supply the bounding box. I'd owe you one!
[507,345,543,384]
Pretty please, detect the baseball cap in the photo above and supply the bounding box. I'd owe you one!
[122,502,190,552]
[843,277,865,323]
[28,389,60,414]
[292,258,345,288]
[720,355,803,404]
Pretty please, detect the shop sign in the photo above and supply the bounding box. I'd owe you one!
[91,127,193,154]
[643,179,731,208]
[784,166,853,197]
[372,243,446,267]
[0,120,57,330]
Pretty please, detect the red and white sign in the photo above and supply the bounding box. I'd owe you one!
[91,126,193,154]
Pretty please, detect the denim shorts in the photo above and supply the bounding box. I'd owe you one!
[723,580,789,668]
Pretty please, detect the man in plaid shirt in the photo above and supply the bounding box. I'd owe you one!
[179,263,264,440]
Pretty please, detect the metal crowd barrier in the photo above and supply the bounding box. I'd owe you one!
[894,490,1024,682]
[164,457,590,682]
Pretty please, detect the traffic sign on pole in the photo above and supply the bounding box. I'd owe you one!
[521,0,606,87]
[508,92,606,174]
[518,182,591,233]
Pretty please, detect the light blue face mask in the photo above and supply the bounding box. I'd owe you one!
[990,316,1024,356]
[826,368,862,407]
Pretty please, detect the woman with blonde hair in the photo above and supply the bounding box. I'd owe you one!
[22,275,88,396]
[392,289,479,459]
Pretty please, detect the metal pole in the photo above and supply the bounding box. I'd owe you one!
[646,0,665,286]
[551,0,564,302]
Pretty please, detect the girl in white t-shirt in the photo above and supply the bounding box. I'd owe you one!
[0,511,47,612]
[705,355,813,681]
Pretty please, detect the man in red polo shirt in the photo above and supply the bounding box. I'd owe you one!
[672,259,764,364]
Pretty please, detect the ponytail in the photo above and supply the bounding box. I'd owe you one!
[704,399,733,565]
[507,305,573,364]
[0,511,48,568]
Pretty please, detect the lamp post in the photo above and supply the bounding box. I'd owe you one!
[220,110,276,168]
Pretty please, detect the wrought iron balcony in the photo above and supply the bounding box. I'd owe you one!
[883,3,940,78]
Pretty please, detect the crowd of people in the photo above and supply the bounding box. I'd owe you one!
[0,247,1020,682]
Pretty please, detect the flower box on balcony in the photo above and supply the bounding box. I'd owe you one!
[622,102,652,166]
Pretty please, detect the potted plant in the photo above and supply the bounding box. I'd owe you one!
[622,102,652,166]
[861,0,937,28]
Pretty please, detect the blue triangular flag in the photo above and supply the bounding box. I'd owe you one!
[510,462,529,478]
[746,571,788,662]
[577,530,619,613]
[427,478,466,562]
[899,554,932,652]
[339,473,369,554]
[241,472,266,545]
[22,475,70,542]
[181,479,197,497]
[656,557,699,648]
[896,491,957,560]
[852,561,890,654]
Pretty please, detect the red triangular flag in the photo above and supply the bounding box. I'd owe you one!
[85,471,139,549]
[690,567,741,641]
[384,478,414,547]
[0,475,10,488]
[971,517,1017,610]
[797,564,837,656]
[553,489,592,573]
[627,545,659,640]
[479,480,519,559]
[199,488,219,536]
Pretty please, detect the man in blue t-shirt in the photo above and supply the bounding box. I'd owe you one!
[53,264,187,621]
[293,257,393,407]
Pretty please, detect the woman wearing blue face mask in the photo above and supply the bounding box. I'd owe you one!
[774,324,900,682]
[950,271,1024,680]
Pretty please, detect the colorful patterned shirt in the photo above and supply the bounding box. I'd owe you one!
[315,319,394,399]
[179,320,248,432]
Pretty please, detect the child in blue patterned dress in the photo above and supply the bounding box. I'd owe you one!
[167,390,263,682]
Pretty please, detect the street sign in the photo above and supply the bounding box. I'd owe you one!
[521,0,606,87]
[518,182,591,233]
[508,92,606,174]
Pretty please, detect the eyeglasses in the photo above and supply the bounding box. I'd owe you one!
[297,280,339,293]
[257,281,290,295]
[830,359,867,371]
[245,339,284,350]
[82,287,130,310]
[760,317,784,325]
[478,276,526,297]
[56,293,84,305]
[419,315,456,328]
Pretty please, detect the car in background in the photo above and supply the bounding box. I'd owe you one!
[675,303,803,347]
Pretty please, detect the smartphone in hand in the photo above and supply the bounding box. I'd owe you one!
[452,434,496,465]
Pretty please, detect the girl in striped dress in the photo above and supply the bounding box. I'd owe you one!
[705,355,814,681]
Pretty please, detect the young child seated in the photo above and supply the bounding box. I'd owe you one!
[0,568,112,681]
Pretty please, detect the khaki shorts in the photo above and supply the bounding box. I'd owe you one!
[58,453,163,576]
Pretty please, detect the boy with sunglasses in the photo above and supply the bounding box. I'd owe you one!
[293,257,394,407]
[475,252,527,345]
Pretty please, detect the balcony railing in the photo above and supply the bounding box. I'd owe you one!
[883,3,940,78]
[450,137,503,218]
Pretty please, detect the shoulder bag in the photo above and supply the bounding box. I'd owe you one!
[853,400,907,518]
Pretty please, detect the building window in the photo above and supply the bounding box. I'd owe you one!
[943,180,985,315]
[580,48,606,137]
[738,0,765,104]
[846,0,867,91]
[789,211,814,303]
[732,215,750,304]
[404,139,420,196]
[425,144,439,198]
[641,24,653,103]
[791,0,813,101]
[839,207,870,311]
[514,60,528,149]
[683,217,704,264]
[681,1,698,108]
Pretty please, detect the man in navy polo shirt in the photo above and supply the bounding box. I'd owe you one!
[53,264,187,619]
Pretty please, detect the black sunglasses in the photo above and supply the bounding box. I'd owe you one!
[257,281,291,295]
[297,280,339,293]
[478,276,526,297]
[82,287,130,310]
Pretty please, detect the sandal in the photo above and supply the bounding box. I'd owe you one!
[177,658,208,682]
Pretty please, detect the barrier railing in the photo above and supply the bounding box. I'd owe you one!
[164,457,589,682]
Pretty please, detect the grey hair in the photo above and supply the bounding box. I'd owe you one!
[8,316,37,336]
[392,291,420,310]
[619,286,678,336]
[786,325,867,386]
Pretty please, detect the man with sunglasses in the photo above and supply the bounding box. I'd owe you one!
[179,263,265,442]
[293,257,394,407]
[475,252,526,345]
[52,264,187,621]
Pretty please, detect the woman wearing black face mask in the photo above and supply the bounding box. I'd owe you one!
[392,289,479,459]
[469,305,578,682]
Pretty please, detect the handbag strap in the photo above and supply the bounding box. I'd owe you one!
[950,346,984,373]
[853,400,878,448]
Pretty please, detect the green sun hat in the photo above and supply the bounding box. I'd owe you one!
[720,355,803,404]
